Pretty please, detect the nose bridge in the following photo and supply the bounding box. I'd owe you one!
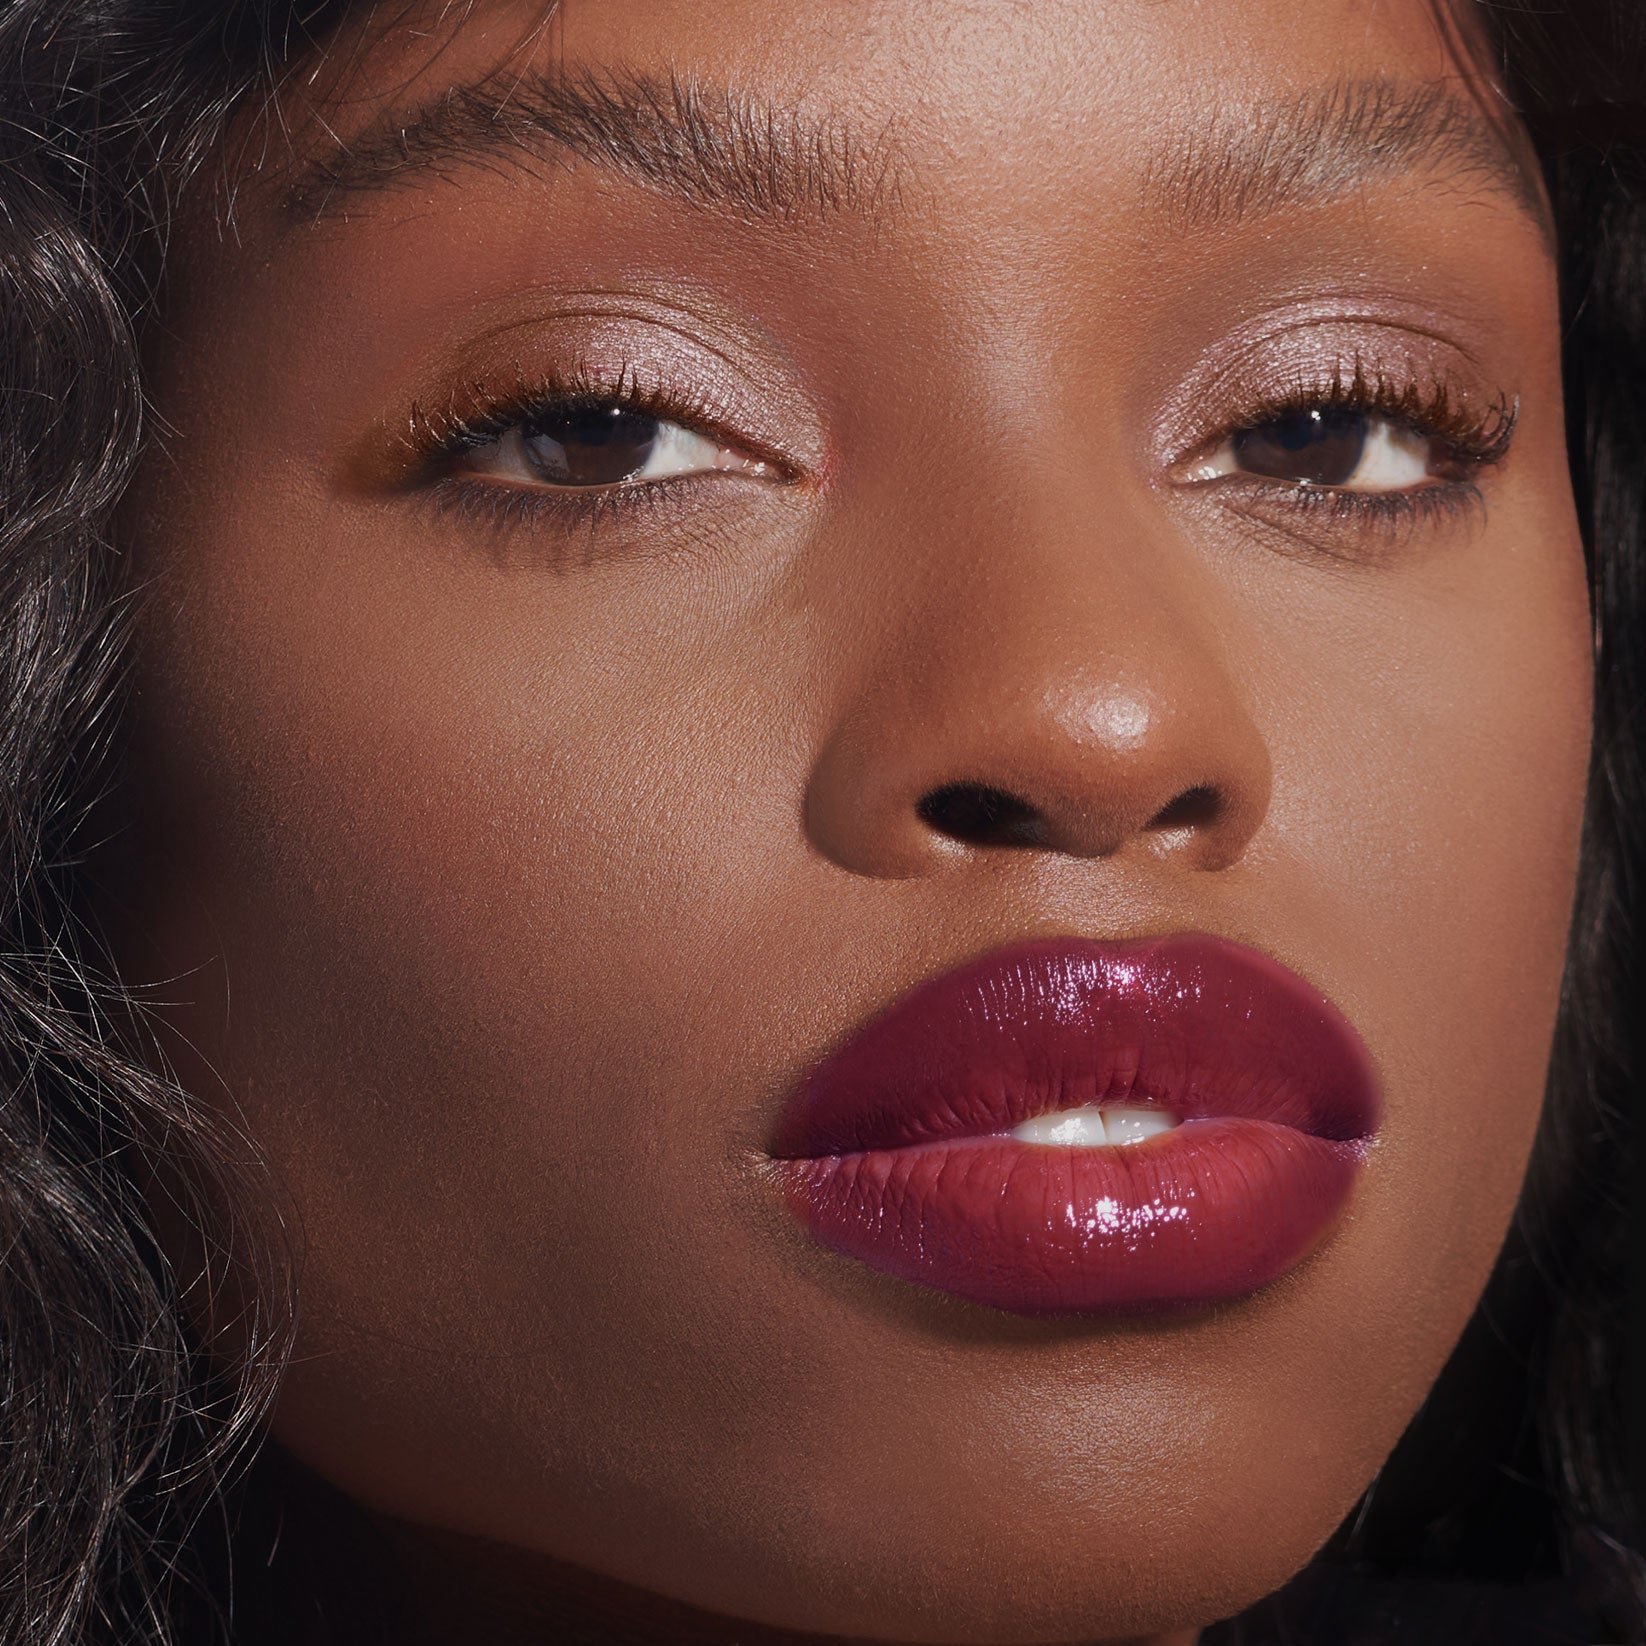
[802,467,1273,880]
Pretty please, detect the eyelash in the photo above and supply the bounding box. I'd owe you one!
[428,465,704,534]
[404,355,1518,538]
[1195,359,1518,528]
[407,364,785,532]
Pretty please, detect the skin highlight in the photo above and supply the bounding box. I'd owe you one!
[102,0,1592,1640]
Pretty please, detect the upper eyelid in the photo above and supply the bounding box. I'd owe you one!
[411,375,806,488]
[1164,392,1513,544]
[383,310,1517,525]
[1147,301,1510,457]
[344,296,831,496]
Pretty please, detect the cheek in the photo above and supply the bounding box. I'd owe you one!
[119,485,839,1396]
[1254,512,1593,1376]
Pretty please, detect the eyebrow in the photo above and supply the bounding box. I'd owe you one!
[286,68,1543,243]
[285,65,900,226]
[1145,77,1545,231]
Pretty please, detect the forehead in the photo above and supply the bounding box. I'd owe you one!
[275,0,1533,236]
[312,0,1478,108]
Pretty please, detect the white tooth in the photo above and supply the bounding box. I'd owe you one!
[1010,1105,1108,1145]
[1009,1105,1180,1147]
[1101,1106,1178,1145]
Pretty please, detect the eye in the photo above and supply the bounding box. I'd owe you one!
[458,401,768,491]
[1183,407,1435,493]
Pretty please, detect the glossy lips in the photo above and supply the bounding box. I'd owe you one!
[768,936,1381,1316]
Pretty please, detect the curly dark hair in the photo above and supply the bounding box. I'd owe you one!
[0,2,1641,1642]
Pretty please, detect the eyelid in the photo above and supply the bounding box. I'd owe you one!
[405,366,805,490]
[1150,302,1511,466]
[1207,478,1490,555]
[345,296,828,495]
[1158,342,1516,540]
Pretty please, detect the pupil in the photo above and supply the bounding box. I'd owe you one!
[520,405,660,487]
[1232,408,1368,487]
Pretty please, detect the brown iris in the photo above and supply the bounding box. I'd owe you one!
[519,404,661,487]
[1231,407,1370,487]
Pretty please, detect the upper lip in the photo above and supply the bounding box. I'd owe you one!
[769,934,1381,1159]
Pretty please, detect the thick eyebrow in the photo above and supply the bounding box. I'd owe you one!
[1145,78,1546,232]
[284,65,900,226]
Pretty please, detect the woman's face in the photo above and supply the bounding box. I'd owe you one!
[114,0,1591,1639]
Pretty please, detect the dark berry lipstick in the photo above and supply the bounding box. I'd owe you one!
[768,935,1380,1315]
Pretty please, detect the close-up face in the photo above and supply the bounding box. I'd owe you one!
[107,0,1593,1639]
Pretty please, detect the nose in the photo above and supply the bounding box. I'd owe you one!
[803,491,1272,881]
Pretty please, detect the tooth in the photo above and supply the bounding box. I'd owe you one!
[1101,1106,1178,1145]
[1008,1105,1180,1147]
[1011,1105,1108,1145]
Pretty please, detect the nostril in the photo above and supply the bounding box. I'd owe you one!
[1147,784,1222,832]
[917,783,1046,848]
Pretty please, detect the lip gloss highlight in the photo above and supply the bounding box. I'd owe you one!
[768,935,1381,1315]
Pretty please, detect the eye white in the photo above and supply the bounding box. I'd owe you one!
[629,421,765,480]
[1332,419,1432,490]
[1182,414,1433,492]
[469,419,766,486]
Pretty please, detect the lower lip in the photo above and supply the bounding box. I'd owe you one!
[772,1118,1367,1316]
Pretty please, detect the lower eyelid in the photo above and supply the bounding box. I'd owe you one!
[1215,473,1487,534]
[427,471,699,536]
[426,462,785,533]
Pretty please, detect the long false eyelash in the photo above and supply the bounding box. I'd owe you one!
[1184,359,1521,553]
[408,355,1516,541]
[402,360,789,480]
[1237,358,1520,472]
[400,362,797,542]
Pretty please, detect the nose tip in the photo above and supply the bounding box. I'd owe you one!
[805,670,1272,881]
[799,448,1275,885]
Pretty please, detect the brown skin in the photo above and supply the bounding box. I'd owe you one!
[106,0,1591,1640]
